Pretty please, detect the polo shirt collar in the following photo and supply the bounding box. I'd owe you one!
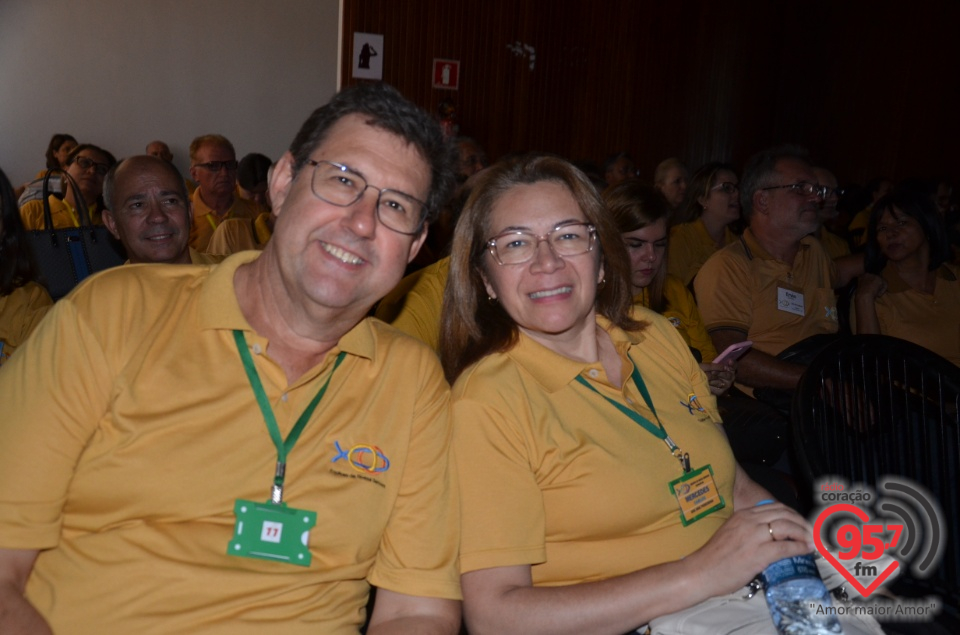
[741,228,814,262]
[882,262,957,293]
[197,251,376,362]
[507,315,642,393]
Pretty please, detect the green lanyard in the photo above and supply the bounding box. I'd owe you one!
[575,364,691,473]
[233,330,346,503]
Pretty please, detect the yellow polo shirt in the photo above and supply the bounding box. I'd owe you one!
[205,218,260,256]
[254,212,274,245]
[818,228,851,259]
[854,263,960,366]
[0,252,459,634]
[667,218,738,286]
[695,229,838,359]
[20,195,102,230]
[633,275,718,363]
[0,282,53,367]
[189,189,264,252]
[374,256,449,351]
[453,312,734,586]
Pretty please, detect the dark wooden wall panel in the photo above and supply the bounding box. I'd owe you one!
[341,0,959,187]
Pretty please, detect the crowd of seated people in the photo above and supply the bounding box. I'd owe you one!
[1,95,957,633]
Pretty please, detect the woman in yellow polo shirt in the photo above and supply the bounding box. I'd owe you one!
[855,188,960,365]
[1,167,53,367]
[667,162,741,286]
[439,155,816,634]
[604,180,733,392]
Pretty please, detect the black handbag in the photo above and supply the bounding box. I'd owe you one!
[27,169,126,300]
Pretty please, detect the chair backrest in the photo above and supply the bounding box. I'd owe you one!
[792,334,960,614]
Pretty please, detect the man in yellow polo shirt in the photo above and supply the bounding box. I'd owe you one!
[0,83,460,634]
[187,134,264,252]
[101,155,220,266]
[695,146,860,395]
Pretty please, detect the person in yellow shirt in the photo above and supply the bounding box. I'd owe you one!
[187,134,265,252]
[101,155,221,266]
[19,144,116,230]
[0,167,52,366]
[847,177,893,247]
[695,147,865,397]
[0,82,460,634]
[667,162,741,286]
[811,166,852,259]
[604,180,730,390]
[441,154,829,634]
[855,189,960,365]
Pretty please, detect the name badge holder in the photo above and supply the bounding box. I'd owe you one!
[226,330,345,567]
[576,363,725,526]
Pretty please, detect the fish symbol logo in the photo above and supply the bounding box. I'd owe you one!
[332,441,391,474]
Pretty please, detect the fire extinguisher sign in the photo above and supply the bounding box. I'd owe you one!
[432,59,460,90]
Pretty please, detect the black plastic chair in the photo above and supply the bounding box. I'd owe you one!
[792,335,960,621]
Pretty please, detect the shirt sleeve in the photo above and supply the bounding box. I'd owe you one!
[452,388,547,574]
[694,249,752,334]
[0,297,114,548]
[367,350,461,599]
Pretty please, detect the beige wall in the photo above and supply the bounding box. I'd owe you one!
[0,0,340,186]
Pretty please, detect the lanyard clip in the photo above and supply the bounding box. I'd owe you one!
[271,462,286,504]
[679,452,691,473]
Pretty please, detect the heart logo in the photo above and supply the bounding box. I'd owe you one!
[813,503,900,597]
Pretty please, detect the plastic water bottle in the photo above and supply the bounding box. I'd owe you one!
[757,500,842,634]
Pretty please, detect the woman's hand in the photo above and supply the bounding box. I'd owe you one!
[682,502,815,597]
[700,362,735,396]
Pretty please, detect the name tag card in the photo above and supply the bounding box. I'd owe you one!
[669,465,725,526]
[228,499,316,567]
[777,286,805,316]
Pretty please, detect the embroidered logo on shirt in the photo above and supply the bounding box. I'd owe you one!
[680,393,707,415]
[668,317,681,328]
[331,441,391,474]
[825,306,839,321]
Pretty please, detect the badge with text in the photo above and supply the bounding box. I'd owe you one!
[669,464,725,526]
[777,286,805,316]
[228,499,316,567]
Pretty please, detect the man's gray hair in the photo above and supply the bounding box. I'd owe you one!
[740,144,810,220]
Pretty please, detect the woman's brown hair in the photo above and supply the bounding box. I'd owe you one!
[602,180,671,312]
[439,153,639,383]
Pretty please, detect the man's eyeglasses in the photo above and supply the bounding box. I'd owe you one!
[487,222,597,266]
[821,186,846,199]
[306,160,428,235]
[73,156,110,176]
[194,160,239,173]
[760,181,825,198]
[710,182,739,194]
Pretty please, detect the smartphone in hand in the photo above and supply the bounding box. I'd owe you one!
[713,340,753,364]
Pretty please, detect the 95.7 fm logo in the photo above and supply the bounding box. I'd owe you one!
[813,476,945,598]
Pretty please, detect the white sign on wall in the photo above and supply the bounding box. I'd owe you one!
[353,33,384,80]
